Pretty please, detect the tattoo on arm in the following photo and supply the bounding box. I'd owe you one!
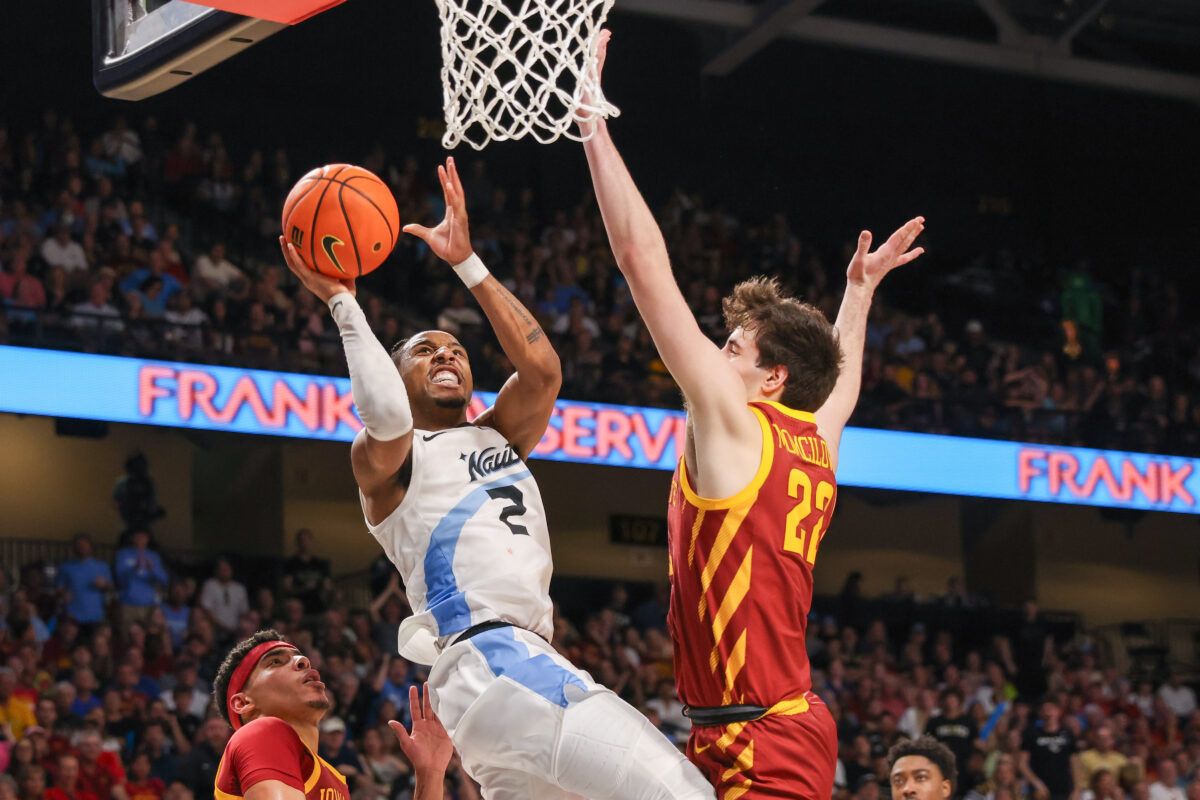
[492,283,539,335]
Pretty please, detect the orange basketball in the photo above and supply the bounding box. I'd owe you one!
[281,164,400,279]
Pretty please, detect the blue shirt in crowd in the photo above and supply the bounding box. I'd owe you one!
[119,269,181,301]
[56,557,112,624]
[113,546,168,607]
[70,694,103,718]
[162,603,190,648]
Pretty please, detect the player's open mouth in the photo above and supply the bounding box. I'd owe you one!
[303,670,324,687]
[430,367,462,387]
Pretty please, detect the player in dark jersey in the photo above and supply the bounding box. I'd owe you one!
[582,31,926,799]
[212,630,451,800]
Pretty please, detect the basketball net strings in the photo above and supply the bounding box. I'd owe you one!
[435,0,620,149]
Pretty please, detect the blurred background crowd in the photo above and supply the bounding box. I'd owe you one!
[1,514,1197,800]
[1,111,1198,457]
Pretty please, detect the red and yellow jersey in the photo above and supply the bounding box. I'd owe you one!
[215,717,348,800]
[667,400,837,709]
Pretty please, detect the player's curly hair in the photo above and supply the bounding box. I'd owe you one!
[212,629,290,727]
[887,736,957,793]
[723,277,842,412]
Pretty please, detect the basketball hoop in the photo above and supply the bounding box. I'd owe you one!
[435,0,620,150]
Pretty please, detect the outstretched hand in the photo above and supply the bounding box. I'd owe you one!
[578,29,611,129]
[402,158,473,266]
[279,236,356,305]
[388,685,454,778]
[846,216,926,291]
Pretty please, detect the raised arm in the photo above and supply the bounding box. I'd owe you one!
[403,158,560,458]
[280,239,414,498]
[814,219,926,463]
[581,34,760,494]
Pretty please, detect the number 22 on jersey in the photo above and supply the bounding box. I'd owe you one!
[783,468,834,565]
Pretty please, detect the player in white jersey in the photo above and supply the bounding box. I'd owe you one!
[280,157,714,800]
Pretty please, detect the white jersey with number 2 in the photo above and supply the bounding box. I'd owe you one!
[360,423,554,666]
[360,422,715,800]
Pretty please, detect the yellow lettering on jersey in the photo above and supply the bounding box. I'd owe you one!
[771,424,830,469]
[319,788,346,800]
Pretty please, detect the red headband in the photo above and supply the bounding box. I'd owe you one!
[226,641,299,730]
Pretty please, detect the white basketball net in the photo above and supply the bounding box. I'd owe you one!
[435,0,620,150]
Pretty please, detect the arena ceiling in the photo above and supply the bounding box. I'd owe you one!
[612,0,1200,101]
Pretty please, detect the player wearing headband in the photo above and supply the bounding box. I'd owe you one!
[212,630,452,800]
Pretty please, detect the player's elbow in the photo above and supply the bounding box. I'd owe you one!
[612,241,668,277]
[526,350,562,393]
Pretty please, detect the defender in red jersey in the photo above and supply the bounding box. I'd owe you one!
[212,630,452,800]
[582,30,926,798]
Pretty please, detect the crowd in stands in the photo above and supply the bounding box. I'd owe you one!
[2,514,1200,800]
[2,111,1199,456]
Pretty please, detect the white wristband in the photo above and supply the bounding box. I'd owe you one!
[452,253,489,289]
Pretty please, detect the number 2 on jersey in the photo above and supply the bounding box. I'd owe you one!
[486,485,529,536]
[783,469,834,564]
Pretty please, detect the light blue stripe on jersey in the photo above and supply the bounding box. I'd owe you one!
[472,626,587,708]
[424,469,532,635]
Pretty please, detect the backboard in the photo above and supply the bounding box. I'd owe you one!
[92,0,343,101]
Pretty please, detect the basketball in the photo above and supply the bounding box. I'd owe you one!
[281,164,400,279]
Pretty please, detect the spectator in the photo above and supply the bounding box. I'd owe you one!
[358,727,409,797]
[281,529,333,616]
[69,668,102,719]
[926,688,980,792]
[74,729,128,800]
[113,454,165,534]
[161,293,206,352]
[40,224,89,273]
[316,717,364,782]
[846,734,877,792]
[135,720,179,786]
[56,534,112,628]
[45,753,98,800]
[197,558,248,641]
[118,251,181,306]
[644,679,689,745]
[368,574,406,655]
[175,717,226,800]
[1077,725,1140,788]
[122,752,164,800]
[966,754,1028,800]
[112,654,160,707]
[1158,675,1197,721]
[1021,698,1075,800]
[16,764,47,800]
[158,582,190,651]
[0,250,46,310]
[901,688,940,741]
[372,656,413,728]
[191,242,244,296]
[112,530,168,630]
[1150,759,1185,800]
[1081,769,1126,800]
[70,281,123,334]
[101,116,142,167]
[0,669,35,740]
[631,584,669,634]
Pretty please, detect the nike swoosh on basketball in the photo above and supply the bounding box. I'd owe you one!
[321,234,348,274]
